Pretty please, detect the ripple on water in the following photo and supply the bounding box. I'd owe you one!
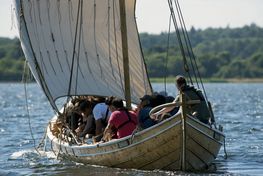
[0,170,21,176]
[1,83,263,175]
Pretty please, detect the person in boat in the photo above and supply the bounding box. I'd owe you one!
[136,94,157,129]
[165,95,175,103]
[151,75,211,124]
[150,93,166,107]
[66,99,85,132]
[103,98,138,141]
[91,96,112,142]
[75,100,95,140]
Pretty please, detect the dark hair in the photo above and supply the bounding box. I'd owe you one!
[176,75,186,87]
[165,96,175,103]
[79,100,92,112]
[111,98,124,108]
[105,96,115,106]
[150,94,166,107]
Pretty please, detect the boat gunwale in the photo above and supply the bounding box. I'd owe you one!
[47,112,182,150]
[48,111,224,150]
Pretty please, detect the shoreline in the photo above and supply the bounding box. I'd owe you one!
[150,77,263,83]
[1,78,263,84]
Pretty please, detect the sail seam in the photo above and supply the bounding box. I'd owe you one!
[19,0,59,112]
[81,1,102,93]
[47,1,64,74]
[67,0,81,97]
[113,0,125,95]
[93,0,104,78]
[108,0,116,81]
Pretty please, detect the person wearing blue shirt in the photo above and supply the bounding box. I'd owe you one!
[137,95,157,129]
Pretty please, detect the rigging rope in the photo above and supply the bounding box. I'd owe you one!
[167,0,211,105]
[74,0,84,95]
[174,0,199,88]
[164,14,172,93]
[22,61,41,155]
[66,0,82,102]
[173,0,209,103]
[167,0,193,85]
[20,0,59,113]
[167,0,219,126]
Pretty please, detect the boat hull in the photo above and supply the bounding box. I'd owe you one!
[47,113,224,171]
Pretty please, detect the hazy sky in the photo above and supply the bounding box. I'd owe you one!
[1,0,263,38]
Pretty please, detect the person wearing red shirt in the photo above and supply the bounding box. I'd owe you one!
[103,98,138,140]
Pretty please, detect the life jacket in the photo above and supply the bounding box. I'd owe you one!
[116,109,137,130]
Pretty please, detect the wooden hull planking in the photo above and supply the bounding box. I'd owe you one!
[47,113,224,171]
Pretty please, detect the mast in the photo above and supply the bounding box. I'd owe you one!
[119,0,131,109]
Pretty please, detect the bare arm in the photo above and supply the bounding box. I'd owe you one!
[95,119,104,135]
[102,123,115,142]
[151,97,179,120]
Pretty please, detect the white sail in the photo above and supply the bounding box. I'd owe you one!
[13,0,152,105]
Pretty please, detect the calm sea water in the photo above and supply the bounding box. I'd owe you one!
[0,83,262,176]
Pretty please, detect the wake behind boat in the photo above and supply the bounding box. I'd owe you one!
[13,0,225,171]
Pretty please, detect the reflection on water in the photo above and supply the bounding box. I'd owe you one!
[0,83,263,175]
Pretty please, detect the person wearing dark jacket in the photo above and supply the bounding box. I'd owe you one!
[136,95,156,129]
[152,75,211,124]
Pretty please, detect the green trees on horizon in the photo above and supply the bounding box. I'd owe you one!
[140,24,263,79]
[0,38,24,81]
[0,24,263,81]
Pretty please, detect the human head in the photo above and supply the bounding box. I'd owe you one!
[175,75,187,90]
[79,100,92,116]
[109,98,124,112]
[150,94,166,107]
[111,98,124,108]
[165,96,175,103]
[105,96,115,106]
[159,91,167,97]
[140,94,152,106]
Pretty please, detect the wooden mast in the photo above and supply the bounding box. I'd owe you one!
[119,0,131,109]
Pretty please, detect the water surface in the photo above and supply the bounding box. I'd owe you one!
[0,83,262,175]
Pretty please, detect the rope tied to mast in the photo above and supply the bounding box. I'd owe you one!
[167,0,219,126]
[167,0,209,103]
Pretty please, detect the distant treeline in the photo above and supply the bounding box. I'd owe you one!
[0,37,24,81]
[1,24,263,81]
[140,24,263,79]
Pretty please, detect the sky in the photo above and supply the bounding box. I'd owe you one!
[1,0,263,38]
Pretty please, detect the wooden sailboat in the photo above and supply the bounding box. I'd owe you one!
[13,0,225,171]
